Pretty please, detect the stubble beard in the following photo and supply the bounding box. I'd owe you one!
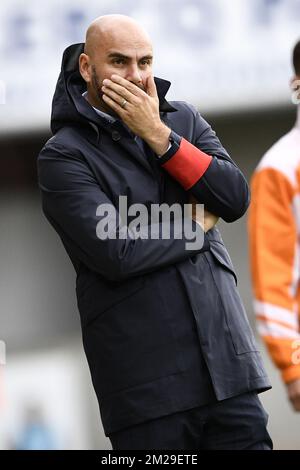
[91,65,118,117]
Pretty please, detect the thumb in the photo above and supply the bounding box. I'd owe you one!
[146,74,158,98]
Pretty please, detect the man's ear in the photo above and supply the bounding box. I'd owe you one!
[79,53,91,83]
[290,75,300,105]
[290,75,300,89]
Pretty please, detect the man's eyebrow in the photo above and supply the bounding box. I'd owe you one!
[140,55,153,61]
[107,52,153,61]
[107,52,130,60]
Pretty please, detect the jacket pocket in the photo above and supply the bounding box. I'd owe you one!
[205,249,259,355]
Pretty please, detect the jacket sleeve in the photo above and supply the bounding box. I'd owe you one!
[157,104,250,222]
[248,166,300,384]
[37,143,209,282]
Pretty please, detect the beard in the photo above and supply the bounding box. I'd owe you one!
[91,65,118,117]
[91,65,104,101]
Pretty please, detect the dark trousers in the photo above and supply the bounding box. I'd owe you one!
[108,391,273,450]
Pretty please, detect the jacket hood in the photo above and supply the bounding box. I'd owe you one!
[51,43,177,135]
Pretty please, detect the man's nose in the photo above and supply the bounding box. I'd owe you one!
[126,64,143,87]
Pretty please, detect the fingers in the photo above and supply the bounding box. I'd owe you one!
[105,75,144,98]
[102,93,128,114]
[102,85,134,109]
[146,74,158,98]
[189,196,219,232]
[204,213,219,232]
[101,74,158,122]
[102,80,138,105]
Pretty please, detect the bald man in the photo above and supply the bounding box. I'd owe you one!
[37,15,272,449]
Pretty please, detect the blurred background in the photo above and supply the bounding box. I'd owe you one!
[0,0,299,449]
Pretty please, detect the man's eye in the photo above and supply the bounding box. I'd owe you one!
[113,58,125,64]
[141,60,151,66]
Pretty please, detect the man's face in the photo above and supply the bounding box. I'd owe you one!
[80,28,154,113]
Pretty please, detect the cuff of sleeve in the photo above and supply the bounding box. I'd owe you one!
[159,135,213,190]
[281,364,300,384]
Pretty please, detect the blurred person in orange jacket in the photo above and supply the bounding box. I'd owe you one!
[248,40,300,412]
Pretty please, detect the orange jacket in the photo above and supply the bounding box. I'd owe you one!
[248,121,300,384]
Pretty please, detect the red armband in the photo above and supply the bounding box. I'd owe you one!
[161,137,213,190]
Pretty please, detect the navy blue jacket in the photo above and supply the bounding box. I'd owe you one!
[37,43,271,436]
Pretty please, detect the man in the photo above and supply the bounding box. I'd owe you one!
[248,40,300,413]
[37,15,272,449]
